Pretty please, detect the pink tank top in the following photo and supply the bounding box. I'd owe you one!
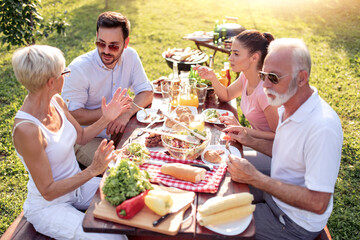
[238,73,272,132]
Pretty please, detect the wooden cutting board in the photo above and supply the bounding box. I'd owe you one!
[93,185,195,236]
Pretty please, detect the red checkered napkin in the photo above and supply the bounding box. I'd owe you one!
[139,151,227,193]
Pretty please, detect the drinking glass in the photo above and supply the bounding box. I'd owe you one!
[161,80,171,112]
[189,114,205,132]
[196,83,208,106]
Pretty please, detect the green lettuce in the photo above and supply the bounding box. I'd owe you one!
[102,159,153,206]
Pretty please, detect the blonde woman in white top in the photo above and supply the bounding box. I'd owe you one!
[12,45,130,240]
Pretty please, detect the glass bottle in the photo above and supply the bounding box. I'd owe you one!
[214,20,219,35]
[209,55,214,69]
[170,62,180,107]
[221,19,227,42]
[213,20,220,45]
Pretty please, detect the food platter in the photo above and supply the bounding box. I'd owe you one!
[183,31,213,42]
[162,48,208,71]
[151,76,167,94]
[202,109,234,124]
[163,106,198,130]
[197,197,252,236]
[201,145,240,166]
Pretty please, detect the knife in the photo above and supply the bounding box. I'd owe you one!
[146,159,213,171]
[152,197,194,227]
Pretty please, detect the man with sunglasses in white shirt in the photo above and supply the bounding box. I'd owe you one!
[224,38,343,239]
[62,12,153,167]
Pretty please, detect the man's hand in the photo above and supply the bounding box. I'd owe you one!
[106,112,132,135]
[223,125,251,145]
[88,139,116,176]
[226,154,260,184]
[101,87,132,122]
[219,115,240,126]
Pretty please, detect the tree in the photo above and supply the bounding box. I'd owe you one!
[0,0,42,49]
[0,0,68,50]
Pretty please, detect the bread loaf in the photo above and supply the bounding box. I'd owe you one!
[160,163,206,183]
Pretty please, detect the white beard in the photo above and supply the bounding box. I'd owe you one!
[264,85,298,106]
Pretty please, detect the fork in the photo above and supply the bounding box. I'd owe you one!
[225,140,232,154]
[136,115,160,138]
[132,102,148,118]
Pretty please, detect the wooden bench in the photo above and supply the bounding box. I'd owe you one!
[1,212,53,240]
[2,211,332,240]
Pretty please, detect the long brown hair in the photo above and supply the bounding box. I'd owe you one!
[235,30,274,70]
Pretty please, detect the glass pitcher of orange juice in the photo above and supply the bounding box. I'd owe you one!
[179,79,199,107]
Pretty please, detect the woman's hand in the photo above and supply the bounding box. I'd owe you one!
[89,139,116,176]
[101,88,132,122]
[193,65,218,82]
[219,115,240,126]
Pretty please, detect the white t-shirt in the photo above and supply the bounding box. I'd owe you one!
[271,86,343,232]
[61,47,153,138]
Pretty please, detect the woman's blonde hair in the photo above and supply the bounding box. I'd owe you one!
[12,45,65,93]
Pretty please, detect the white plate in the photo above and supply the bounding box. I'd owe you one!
[197,197,253,236]
[202,108,234,124]
[136,108,165,123]
[201,145,240,165]
[163,106,198,130]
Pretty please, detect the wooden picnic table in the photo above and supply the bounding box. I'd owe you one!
[185,39,231,61]
[82,90,255,239]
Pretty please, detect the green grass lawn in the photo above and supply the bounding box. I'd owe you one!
[1,0,359,238]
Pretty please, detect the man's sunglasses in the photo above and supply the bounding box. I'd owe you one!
[259,71,290,84]
[95,41,121,51]
[61,67,71,77]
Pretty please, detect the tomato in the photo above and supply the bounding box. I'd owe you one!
[221,112,229,117]
[222,135,231,141]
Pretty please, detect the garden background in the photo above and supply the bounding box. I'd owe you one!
[0,0,359,239]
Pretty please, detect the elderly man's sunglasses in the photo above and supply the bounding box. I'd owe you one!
[259,71,290,84]
[61,67,71,77]
[95,41,121,51]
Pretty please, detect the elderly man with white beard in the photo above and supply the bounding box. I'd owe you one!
[223,38,343,239]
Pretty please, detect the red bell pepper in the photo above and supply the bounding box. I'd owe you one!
[116,190,149,219]
[221,112,229,117]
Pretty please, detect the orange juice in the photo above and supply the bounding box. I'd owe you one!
[179,93,199,107]
[219,69,229,86]
[171,98,179,107]
[189,115,205,131]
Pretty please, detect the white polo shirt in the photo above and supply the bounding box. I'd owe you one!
[271,86,343,232]
[61,47,153,138]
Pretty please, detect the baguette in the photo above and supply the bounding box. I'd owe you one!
[198,193,254,216]
[160,163,206,183]
[198,204,255,226]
